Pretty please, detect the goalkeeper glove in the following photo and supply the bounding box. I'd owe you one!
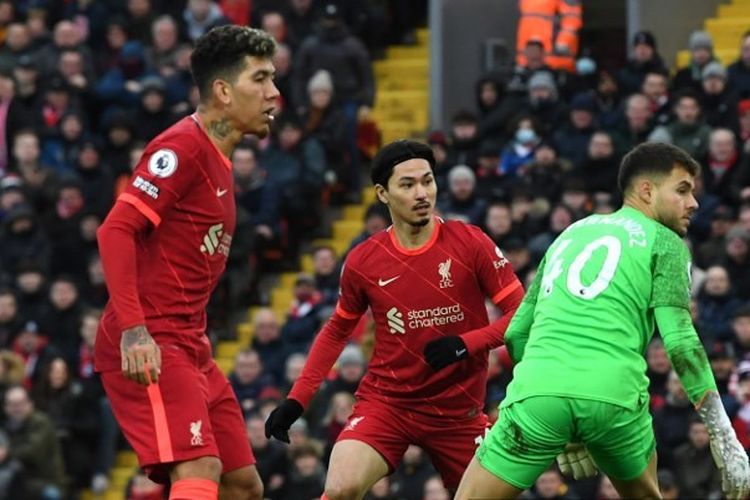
[424,336,468,371]
[698,392,750,499]
[264,398,304,443]
[556,443,598,480]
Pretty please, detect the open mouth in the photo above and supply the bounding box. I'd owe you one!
[263,108,275,121]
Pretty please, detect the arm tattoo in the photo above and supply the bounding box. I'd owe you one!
[121,325,153,349]
[206,118,232,140]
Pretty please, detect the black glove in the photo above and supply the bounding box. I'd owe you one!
[423,336,468,371]
[264,398,304,443]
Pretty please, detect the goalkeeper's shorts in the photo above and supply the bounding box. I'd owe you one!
[475,395,655,489]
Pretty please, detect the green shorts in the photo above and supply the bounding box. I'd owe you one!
[476,395,655,490]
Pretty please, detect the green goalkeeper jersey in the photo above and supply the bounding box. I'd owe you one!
[503,206,692,411]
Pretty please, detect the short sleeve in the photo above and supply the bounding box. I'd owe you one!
[335,253,368,318]
[469,226,523,304]
[117,142,197,227]
[650,225,691,310]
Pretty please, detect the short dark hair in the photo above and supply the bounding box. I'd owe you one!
[617,142,701,194]
[672,88,701,108]
[370,139,435,188]
[190,25,276,102]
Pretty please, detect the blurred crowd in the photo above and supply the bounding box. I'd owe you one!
[0,0,749,498]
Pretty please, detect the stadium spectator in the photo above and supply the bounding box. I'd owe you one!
[280,273,323,355]
[652,371,695,469]
[246,413,288,498]
[0,428,25,497]
[729,30,750,99]
[579,130,618,194]
[645,338,671,407]
[612,93,654,154]
[695,265,741,342]
[722,225,750,299]
[731,306,750,359]
[445,110,481,170]
[641,71,671,126]
[618,30,668,96]
[700,62,739,131]
[0,289,21,348]
[230,349,274,419]
[671,416,722,498]
[520,71,568,138]
[2,384,66,499]
[312,245,340,310]
[438,165,486,225]
[390,446,437,500]
[672,31,715,93]
[648,90,711,160]
[552,92,597,169]
[250,308,287,386]
[500,115,540,177]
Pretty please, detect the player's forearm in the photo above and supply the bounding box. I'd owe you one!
[504,297,535,364]
[288,309,360,408]
[697,391,735,440]
[461,285,524,354]
[656,306,718,405]
[97,202,148,329]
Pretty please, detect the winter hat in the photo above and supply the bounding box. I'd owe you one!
[307,69,334,95]
[688,30,713,52]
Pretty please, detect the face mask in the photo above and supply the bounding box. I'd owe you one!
[516,128,538,144]
[576,57,597,76]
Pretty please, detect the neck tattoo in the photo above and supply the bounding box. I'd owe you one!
[207,118,232,140]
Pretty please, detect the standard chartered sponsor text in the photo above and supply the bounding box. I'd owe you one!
[407,304,464,329]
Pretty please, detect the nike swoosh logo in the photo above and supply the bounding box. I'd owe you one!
[216,188,228,197]
[455,348,467,357]
[378,276,400,286]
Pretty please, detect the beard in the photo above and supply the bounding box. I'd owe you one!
[410,216,431,228]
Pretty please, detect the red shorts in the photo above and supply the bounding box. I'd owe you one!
[101,346,254,482]
[337,398,489,489]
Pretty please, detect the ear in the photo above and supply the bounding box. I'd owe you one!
[375,184,388,204]
[636,178,654,204]
[212,79,232,106]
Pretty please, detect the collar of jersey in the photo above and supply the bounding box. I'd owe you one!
[190,113,233,171]
[388,216,442,256]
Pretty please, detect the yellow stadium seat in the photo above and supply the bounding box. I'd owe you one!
[115,451,138,468]
[280,272,298,289]
[271,288,294,310]
[343,204,367,221]
[705,18,750,43]
[676,48,738,68]
[110,467,135,487]
[301,254,314,273]
[386,45,429,59]
[103,490,126,500]
[719,3,750,17]
[216,341,243,359]
[236,322,254,344]
[215,357,234,375]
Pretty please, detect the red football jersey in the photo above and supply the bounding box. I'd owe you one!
[95,115,236,372]
[338,219,519,419]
